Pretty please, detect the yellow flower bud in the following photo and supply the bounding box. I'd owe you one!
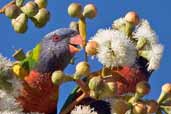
[162,83,171,95]
[85,41,98,55]
[125,11,140,25]
[12,63,28,79]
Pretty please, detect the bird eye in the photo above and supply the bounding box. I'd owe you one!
[52,34,60,42]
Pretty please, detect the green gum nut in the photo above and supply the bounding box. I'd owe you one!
[68,3,83,18]
[158,83,171,103]
[34,0,47,8]
[90,90,98,99]
[74,61,90,79]
[51,71,65,85]
[5,4,20,19]
[30,18,45,28]
[31,8,50,28]
[133,102,148,114]
[88,76,103,91]
[12,48,26,61]
[12,20,27,33]
[11,13,28,33]
[111,99,129,114]
[21,1,39,17]
[136,81,151,96]
[106,82,117,94]
[98,85,112,99]
[83,4,97,19]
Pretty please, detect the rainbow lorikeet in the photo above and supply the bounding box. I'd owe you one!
[14,28,82,114]
[61,57,152,114]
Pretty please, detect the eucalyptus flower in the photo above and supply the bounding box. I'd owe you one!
[147,44,164,71]
[0,54,12,71]
[112,18,126,30]
[71,105,98,114]
[133,19,158,45]
[91,29,137,68]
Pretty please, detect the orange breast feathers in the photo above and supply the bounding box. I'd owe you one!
[17,70,58,114]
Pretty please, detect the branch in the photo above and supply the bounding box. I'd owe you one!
[0,0,15,14]
[60,93,88,114]
[75,79,89,95]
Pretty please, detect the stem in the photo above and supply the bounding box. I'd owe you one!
[0,0,16,14]
[157,92,167,104]
[60,93,88,114]
[125,21,134,37]
[104,71,128,84]
[102,75,126,84]
[101,66,106,77]
[78,17,88,62]
[75,79,89,95]
[63,75,75,82]
[128,93,142,104]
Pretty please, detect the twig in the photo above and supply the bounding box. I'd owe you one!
[78,16,88,62]
[75,79,89,95]
[102,71,128,84]
[60,93,88,114]
[0,0,15,14]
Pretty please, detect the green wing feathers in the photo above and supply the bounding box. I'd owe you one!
[21,43,41,71]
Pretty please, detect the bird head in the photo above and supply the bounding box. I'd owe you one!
[37,28,82,73]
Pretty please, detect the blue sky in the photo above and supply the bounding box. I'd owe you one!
[0,0,171,113]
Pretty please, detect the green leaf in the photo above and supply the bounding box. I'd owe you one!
[16,0,24,7]
[32,43,41,62]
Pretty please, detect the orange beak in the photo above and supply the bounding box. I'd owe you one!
[69,34,83,55]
